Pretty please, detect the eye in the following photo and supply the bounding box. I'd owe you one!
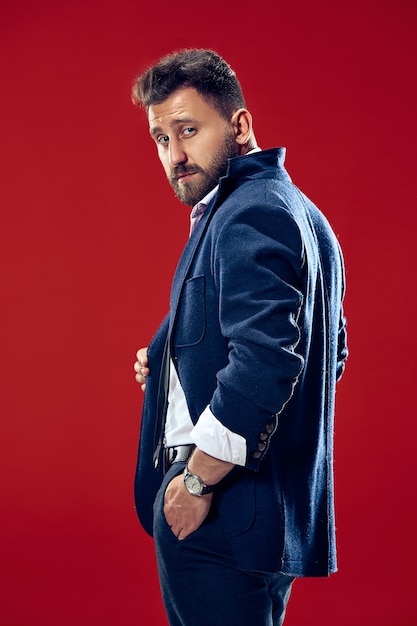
[182,127,196,137]
[157,135,169,145]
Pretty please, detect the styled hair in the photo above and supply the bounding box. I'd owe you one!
[131,48,246,120]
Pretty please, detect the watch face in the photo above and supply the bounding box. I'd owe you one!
[185,474,202,495]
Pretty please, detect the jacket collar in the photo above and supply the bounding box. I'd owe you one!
[213,147,290,210]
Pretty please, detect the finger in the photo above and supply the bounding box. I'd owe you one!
[134,363,149,379]
[178,527,191,541]
[135,371,147,384]
[136,348,148,366]
[134,361,149,373]
[135,375,147,391]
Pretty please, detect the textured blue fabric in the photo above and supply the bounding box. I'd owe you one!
[134,147,348,576]
[153,462,295,626]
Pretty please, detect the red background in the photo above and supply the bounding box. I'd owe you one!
[1,0,416,624]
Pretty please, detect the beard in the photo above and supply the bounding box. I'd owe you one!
[168,128,239,207]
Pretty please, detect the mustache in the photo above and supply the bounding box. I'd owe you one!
[170,164,203,183]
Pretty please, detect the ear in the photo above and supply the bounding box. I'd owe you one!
[230,108,253,147]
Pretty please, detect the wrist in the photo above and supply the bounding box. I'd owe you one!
[183,465,217,497]
[187,449,235,486]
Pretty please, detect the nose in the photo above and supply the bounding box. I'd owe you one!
[168,138,187,167]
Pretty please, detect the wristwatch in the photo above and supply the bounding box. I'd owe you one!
[183,466,216,496]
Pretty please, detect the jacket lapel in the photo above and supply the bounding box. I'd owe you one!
[168,195,217,337]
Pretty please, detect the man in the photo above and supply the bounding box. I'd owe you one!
[132,49,348,626]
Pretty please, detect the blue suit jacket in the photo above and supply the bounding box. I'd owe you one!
[134,148,348,576]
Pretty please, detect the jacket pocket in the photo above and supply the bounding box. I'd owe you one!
[173,275,206,347]
[217,473,256,537]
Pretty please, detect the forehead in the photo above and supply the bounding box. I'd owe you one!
[148,87,223,131]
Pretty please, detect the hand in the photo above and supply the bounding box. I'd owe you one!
[164,474,213,540]
[133,347,149,392]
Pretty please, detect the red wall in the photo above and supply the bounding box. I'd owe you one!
[1,1,416,624]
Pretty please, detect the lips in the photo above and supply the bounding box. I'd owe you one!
[177,172,196,182]
[173,165,200,183]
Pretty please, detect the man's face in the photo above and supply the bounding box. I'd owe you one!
[148,87,239,206]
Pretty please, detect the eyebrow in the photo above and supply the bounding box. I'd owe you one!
[149,117,198,138]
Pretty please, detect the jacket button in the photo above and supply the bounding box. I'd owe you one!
[259,432,268,441]
[252,451,262,459]
[265,422,274,434]
[257,441,267,452]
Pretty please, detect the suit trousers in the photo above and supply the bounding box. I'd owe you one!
[153,462,295,626]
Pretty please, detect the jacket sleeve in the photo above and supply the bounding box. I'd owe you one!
[209,201,305,471]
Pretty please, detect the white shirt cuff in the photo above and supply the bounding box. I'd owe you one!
[190,406,247,466]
